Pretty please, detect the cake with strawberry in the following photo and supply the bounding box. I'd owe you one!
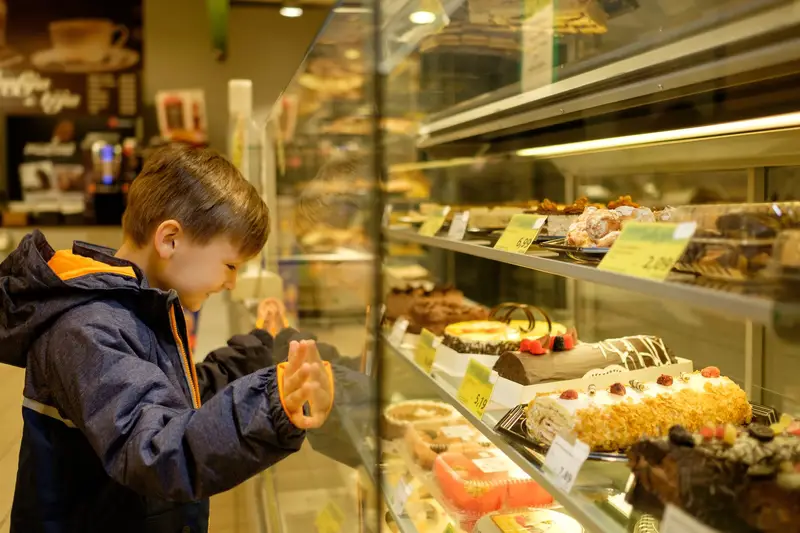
[524,367,752,451]
[493,334,677,385]
[628,417,800,533]
[441,303,567,355]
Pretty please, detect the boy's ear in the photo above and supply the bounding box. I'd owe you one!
[153,219,183,259]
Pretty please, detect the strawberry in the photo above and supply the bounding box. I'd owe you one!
[520,339,532,354]
[699,426,714,441]
[529,340,546,356]
[701,366,721,378]
[563,334,575,350]
[715,425,725,439]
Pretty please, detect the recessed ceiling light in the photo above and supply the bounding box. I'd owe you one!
[280,1,303,17]
[409,10,436,24]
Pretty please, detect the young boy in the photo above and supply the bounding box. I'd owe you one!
[0,144,334,533]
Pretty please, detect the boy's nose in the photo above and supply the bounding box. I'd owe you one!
[223,277,237,292]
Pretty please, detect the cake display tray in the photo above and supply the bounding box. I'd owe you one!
[539,238,610,263]
[494,404,628,463]
[490,357,695,408]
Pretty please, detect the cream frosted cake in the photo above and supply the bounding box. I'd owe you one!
[525,368,752,451]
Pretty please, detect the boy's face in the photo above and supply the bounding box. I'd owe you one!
[155,230,249,312]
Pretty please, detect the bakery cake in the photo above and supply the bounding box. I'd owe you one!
[405,419,492,469]
[383,400,459,440]
[525,367,752,451]
[627,417,800,533]
[442,303,567,355]
[493,334,677,386]
[433,449,553,528]
[385,285,488,335]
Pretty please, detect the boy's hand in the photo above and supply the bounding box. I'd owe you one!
[280,340,333,429]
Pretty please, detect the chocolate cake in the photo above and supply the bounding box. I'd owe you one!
[493,335,677,385]
[385,285,463,323]
[407,299,488,336]
[627,420,800,533]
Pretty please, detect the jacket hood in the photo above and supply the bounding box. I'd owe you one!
[0,230,147,368]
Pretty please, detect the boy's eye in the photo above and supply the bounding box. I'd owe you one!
[226,264,237,272]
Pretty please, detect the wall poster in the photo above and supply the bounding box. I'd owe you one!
[0,0,142,116]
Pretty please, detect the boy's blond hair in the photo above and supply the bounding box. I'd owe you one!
[122,143,269,257]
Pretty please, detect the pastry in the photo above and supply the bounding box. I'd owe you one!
[480,509,585,533]
[385,285,463,324]
[525,368,752,451]
[627,421,800,533]
[405,420,491,469]
[566,204,657,248]
[434,449,553,522]
[408,299,489,336]
[383,400,459,440]
[493,335,677,386]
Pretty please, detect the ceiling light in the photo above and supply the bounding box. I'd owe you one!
[280,1,303,18]
[344,48,361,60]
[409,10,436,24]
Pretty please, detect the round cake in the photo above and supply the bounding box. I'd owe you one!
[443,319,568,355]
[383,400,459,440]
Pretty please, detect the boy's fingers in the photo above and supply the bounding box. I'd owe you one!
[282,380,312,414]
[287,341,304,373]
[282,362,310,397]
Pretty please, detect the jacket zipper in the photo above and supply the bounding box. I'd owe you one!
[169,306,201,408]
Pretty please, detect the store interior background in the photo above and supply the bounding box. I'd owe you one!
[0,1,336,531]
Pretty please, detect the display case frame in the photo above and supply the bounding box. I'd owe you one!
[265,1,800,532]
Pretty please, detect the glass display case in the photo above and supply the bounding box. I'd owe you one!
[264,1,800,532]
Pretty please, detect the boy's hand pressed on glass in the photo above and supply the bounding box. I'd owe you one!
[282,340,333,428]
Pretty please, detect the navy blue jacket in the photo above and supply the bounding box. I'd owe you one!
[0,231,309,533]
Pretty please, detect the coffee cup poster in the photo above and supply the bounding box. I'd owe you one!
[0,0,142,116]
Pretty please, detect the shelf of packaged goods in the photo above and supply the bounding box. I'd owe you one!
[383,336,635,533]
[381,335,636,533]
[384,228,799,327]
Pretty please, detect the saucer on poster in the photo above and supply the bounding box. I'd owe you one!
[31,48,140,73]
[0,47,23,68]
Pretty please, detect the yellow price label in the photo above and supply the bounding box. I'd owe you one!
[493,214,547,253]
[418,206,451,237]
[414,328,439,374]
[598,222,696,281]
[315,501,344,533]
[457,359,495,418]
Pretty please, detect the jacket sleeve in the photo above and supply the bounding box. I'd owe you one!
[195,329,277,404]
[43,316,305,502]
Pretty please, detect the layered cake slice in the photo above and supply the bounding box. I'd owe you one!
[525,368,752,451]
[627,419,800,533]
[493,335,677,385]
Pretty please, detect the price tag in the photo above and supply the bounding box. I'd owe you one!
[661,504,718,533]
[414,328,439,374]
[391,478,413,516]
[457,359,496,418]
[597,222,696,281]
[447,211,470,240]
[418,206,451,237]
[543,435,589,493]
[315,501,345,533]
[387,318,409,346]
[493,214,547,253]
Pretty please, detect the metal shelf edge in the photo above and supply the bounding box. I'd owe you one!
[385,229,775,324]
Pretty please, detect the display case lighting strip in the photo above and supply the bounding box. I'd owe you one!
[388,157,485,172]
[515,111,800,158]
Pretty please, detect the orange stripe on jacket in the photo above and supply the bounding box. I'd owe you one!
[48,250,136,281]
